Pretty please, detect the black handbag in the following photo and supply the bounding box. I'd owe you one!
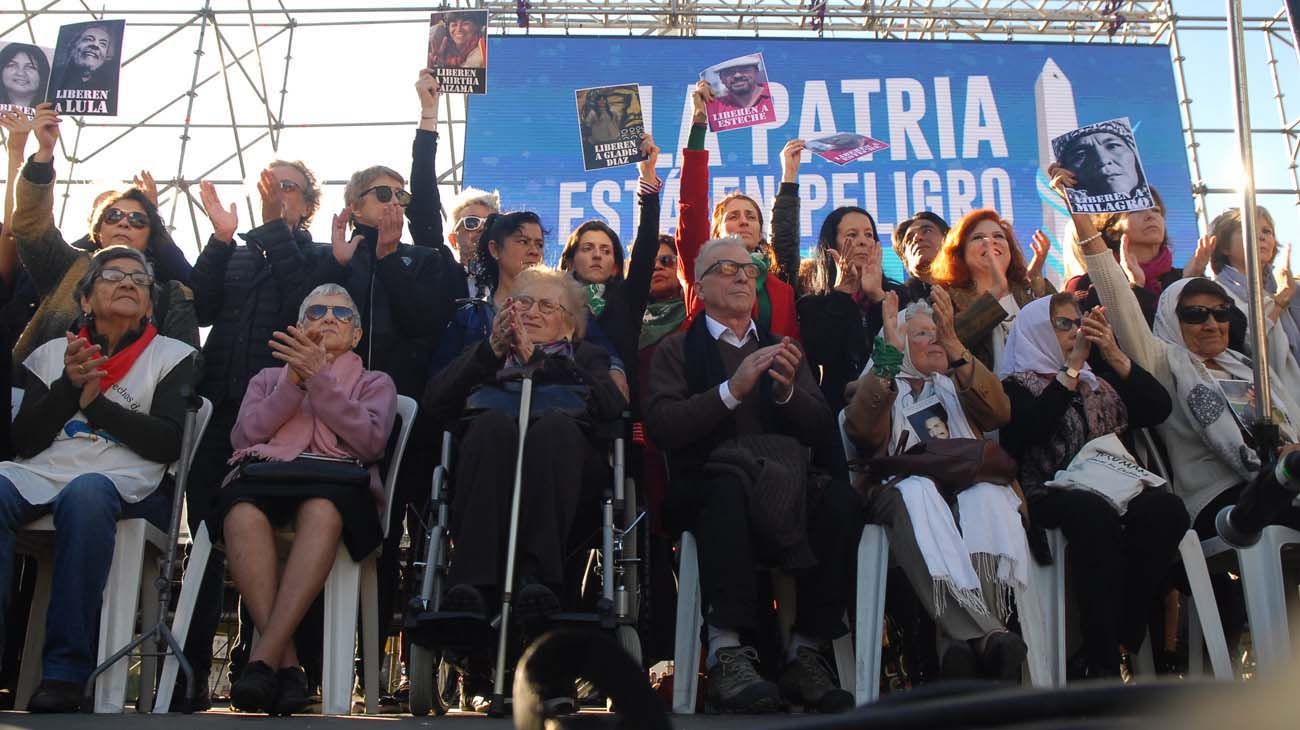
[464,381,591,422]
[237,453,370,487]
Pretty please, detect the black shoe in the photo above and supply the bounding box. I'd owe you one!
[272,666,311,716]
[168,674,212,713]
[230,660,278,713]
[941,643,978,680]
[27,680,83,713]
[443,584,489,618]
[977,631,1027,682]
[514,583,561,626]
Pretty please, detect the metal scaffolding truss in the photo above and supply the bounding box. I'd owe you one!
[0,0,1296,252]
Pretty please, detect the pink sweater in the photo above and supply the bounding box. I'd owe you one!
[229,365,398,508]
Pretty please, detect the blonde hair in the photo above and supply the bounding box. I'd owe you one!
[514,267,588,340]
[343,165,406,208]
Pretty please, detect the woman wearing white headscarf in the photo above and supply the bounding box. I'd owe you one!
[844,287,1030,681]
[998,293,1186,679]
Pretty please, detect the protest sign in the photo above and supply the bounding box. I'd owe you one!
[46,19,125,116]
[807,132,889,165]
[1051,117,1155,214]
[700,53,777,133]
[575,84,646,171]
[0,42,54,117]
[428,10,487,94]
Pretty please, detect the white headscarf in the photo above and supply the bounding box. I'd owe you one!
[998,296,1098,389]
[1152,278,1298,480]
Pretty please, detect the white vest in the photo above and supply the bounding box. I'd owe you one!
[0,335,194,505]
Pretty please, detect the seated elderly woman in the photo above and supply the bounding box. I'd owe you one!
[997,294,1187,679]
[928,208,1054,372]
[216,284,397,716]
[9,104,197,364]
[423,267,626,623]
[0,246,196,713]
[843,288,1030,682]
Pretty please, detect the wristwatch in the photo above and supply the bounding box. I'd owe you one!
[1060,365,1081,379]
[948,353,969,369]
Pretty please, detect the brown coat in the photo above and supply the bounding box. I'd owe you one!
[842,358,1011,499]
[947,277,1054,371]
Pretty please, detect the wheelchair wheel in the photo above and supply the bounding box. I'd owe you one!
[616,624,643,669]
[408,644,446,716]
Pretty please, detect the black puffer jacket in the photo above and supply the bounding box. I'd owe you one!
[190,219,321,407]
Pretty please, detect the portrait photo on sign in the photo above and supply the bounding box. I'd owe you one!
[806,132,889,166]
[574,84,646,172]
[0,42,54,117]
[1051,117,1154,215]
[699,52,776,133]
[45,19,125,116]
[903,397,951,445]
[427,9,487,94]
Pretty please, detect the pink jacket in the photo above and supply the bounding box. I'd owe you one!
[229,365,398,509]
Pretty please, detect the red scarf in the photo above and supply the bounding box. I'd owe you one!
[78,322,158,391]
[1139,245,1174,297]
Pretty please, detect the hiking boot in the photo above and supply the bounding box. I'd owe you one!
[778,646,854,713]
[704,646,780,714]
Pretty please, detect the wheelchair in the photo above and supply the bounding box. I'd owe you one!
[403,414,649,716]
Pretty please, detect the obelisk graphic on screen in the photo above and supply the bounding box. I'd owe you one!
[1034,58,1079,285]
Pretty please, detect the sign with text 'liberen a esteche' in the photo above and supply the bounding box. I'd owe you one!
[465,37,1194,283]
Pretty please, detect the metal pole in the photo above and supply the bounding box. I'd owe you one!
[490,376,533,717]
[1226,0,1275,432]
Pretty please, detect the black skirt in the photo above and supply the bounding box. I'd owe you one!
[212,477,382,561]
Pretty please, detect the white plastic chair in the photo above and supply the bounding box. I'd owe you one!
[155,394,417,715]
[1198,526,1300,676]
[11,389,213,712]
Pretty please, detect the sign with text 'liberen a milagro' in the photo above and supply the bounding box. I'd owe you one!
[465,37,1195,283]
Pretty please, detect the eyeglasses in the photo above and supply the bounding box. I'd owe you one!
[304,304,356,322]
[1051,316,1083,332]
[103,207,150,229]
[277,179,302,193]
[360,185,412,207]
[1177,305,1234,325]
[97,268,154,287]
[655,254,678,269]
[512,295,568,316]
[455,215,485,231]
[701,259,760,279]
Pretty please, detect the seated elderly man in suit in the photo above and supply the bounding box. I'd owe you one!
[646,236,862,715]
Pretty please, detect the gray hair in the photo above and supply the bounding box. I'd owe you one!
[76,245,156,304]
[693,236,749,282]
[448,187,501,224]
[343,165,406,208]
[901,299,934,324]
[514,267,588,340]
[298,284,360,325]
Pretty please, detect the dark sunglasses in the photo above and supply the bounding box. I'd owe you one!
[1051,316,1083,332]
[701,259,760,279]
[1177,305,1234,325]
[98,268,154,287]
[361,185,411,207]
[655,254,678,269]
[103,207,150,229]
[455,215,485,231]
[304,304,356,322]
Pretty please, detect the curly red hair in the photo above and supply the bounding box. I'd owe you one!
[928,208,1029,290]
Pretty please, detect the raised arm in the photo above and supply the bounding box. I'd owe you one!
[623,134,663,336]
[11,105,78,297]
[0,111,33,290]
[407,70,444,248]
[770,138,805,292]
[676,80,713,310]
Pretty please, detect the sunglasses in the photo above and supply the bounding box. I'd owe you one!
[655,254,678,269]
[701,259,760,279]
[98,268,154,287]
[1177,305,1234,325]
[455,215,485,231]
[103,207,150,229]
[1051,316,1083,332]
[304,304,356,322]
[512,295,569,316]
[360,185,412,207]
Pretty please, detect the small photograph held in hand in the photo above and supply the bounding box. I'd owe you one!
[427,9,487,94]
[699,52,776,133]
[575,83,646,171]
[903,397,951,445]
[807,132,889,166]
[0,42,54,117]
[1051,117,1155,215]
[46,19,125,116]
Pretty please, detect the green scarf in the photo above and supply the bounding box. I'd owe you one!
[584,282,607,317]
[751,251,772,330]
[639,298,687,349]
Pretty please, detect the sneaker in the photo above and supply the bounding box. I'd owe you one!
[443,584,488,618]
[705,646,781,714]
[514,583,561,626]
[272,666,311,716]
[27,680,83,713]
[229,660,278,713]
[778,646,854,713]
[977,631,1027,682]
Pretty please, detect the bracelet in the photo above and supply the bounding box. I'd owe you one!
[1078,232,1102,246]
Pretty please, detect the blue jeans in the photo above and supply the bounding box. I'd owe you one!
[0,473,170,684]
